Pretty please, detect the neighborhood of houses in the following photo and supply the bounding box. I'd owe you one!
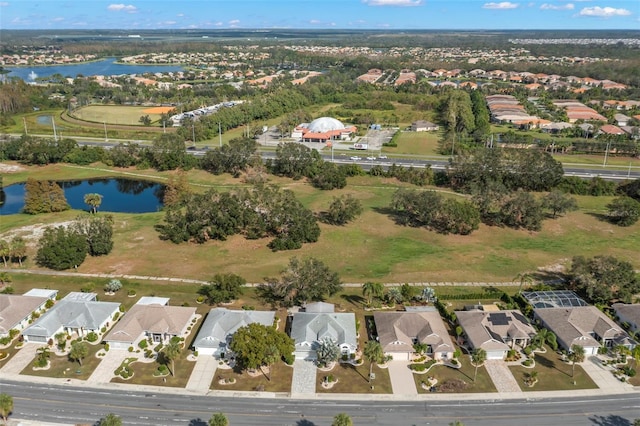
[1,285,638,395]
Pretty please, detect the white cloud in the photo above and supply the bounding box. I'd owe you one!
[483,2,519,9]
[0,2,9,7]
[228,19,240,25]
[161,21,177,25]
[214,21,223,26]
[309,19,322,24]
[107,4,137,13]
[540,3,574,10]
[363,0,423,6]
[176,13,184,17]
[51,17,65,22]
[579,6,632,17]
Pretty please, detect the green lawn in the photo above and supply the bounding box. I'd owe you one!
[509,348,598,391]
[211,362,293,393]
[22,342,103,380]
[414,356,497,393]
[316,362,392,394]
[384,131,444,157]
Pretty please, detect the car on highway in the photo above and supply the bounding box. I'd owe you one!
[377,155,388,159]
[366,156,376,160]
[350,156,362,160]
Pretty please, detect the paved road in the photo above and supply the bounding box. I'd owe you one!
[1,378,639,426]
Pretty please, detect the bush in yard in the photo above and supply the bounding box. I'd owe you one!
[86,332,98,343]
[105,279,122,293]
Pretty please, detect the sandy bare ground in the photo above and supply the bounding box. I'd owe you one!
[0,221,75,248]
[0,163,26,173]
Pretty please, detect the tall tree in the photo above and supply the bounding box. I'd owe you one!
[271,142,322,179]
[568,344,585,377]
[332,413,353,426]
[163,169,191,207]
[9,236,26,267]
[362,282,384,306]
[69,341,89,366]
[471,348,487,382]
[23,179,69,214]
[363,340,384,383]
[532,329,558,351]
[229,323,295,372]
[36,226,88,270]
[260,257,342,307]
[0,393,13,426]
[208,412,228,426]
[198,273,245,305]
[161,340,182,377]
[606,196,640,227]
[74,215,114,257]
[569,255,640,304]
[325,194,363,225]
[83,193,103,214]
[542,191,578,218]
[0,240,9,268]
[97,413,122,426]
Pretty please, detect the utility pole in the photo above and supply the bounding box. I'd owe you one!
[23,117,28,135]
[219,122,222,147]
[192,121,196,146]
[104,121,108,142]
[603,140,611,167]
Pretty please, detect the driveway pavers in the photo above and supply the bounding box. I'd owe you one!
[87,349,127,383]
[0,343,40,375]
[291,359,317,395]
[387,361,417,395]
[186,355,218,392]
[484,360,522,393]
[581,355,633,393]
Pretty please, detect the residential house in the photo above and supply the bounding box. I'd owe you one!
[104,299,196,350]
[373,308,454,361]
[411,120,439,132]
[22,292,120,343]
[0,294,49,338]
[534,306,635,355]
[455,309,537,360]
[290,302,357,360]
[612,304,640,334]
[193,308,276,357]
[614,114,631,127]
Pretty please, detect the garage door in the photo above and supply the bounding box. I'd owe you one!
[486,350,505,360]
[390,352,411,361]
[295,350,316,361]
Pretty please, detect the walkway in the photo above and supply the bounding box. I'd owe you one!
[186,356,218,392]
[87,350,125,384]
[581,356,633,393]
[387,361,417,395]
[291,359,317,395]
[0,343,39,375]
[483,360,522,393]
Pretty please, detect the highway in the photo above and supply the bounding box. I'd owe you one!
[1,379,639,425]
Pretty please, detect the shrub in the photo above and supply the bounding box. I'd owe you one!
[104,343,110,352]
[105,279,122,293]
[128,289,137,296]
[523,359,533,367]
[86,332,99,343]
[138,340,148,349]
[283,353,295,365]
[523,346,532,356]
[128,346,134,352]
[410,364,427,372]
[45,299,54,308]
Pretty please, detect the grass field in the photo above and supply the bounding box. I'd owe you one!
[1,162,639,283]
[385,130,443,156]
[72,105,168,126]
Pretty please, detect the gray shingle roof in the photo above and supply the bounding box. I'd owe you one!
[105,304,196,344]
[456,310,536,352]
[193,308,275,350]
[291,312,356,351]
[373,311,454,355]
[0,295,48,335]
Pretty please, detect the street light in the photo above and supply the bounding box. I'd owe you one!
[603,140,611,167]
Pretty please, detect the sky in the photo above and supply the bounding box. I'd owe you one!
[1,0,638,31]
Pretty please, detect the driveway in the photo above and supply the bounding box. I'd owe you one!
[87,349,127,383]
[484,360,522,393]
[387,361,417,395]
[291,359,317,395]
[186,355,218,392]
[0,343,40,375]
[581,355,634,393]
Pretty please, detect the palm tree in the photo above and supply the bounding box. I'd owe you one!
[533,328,557,351]
[514,272,534,294]
[363,340,384,383]
[471,348,487,382]
[362,281,384,306]
[332,412,353,426]
[263,343,280,381]
[162,339,182,377]
[208,412,228,426]
[69,341,89,366]
[97,413,122,426]
[35,346,51,368]
[9,236,26,267]
[568,344,586,378]
[0,393,13,426]
[0,240,9,268]
[84,193,103,214]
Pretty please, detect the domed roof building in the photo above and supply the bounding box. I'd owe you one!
[292,117,357,143]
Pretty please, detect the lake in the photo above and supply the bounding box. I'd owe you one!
[0,178,165,215]
[5,58,184,81]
